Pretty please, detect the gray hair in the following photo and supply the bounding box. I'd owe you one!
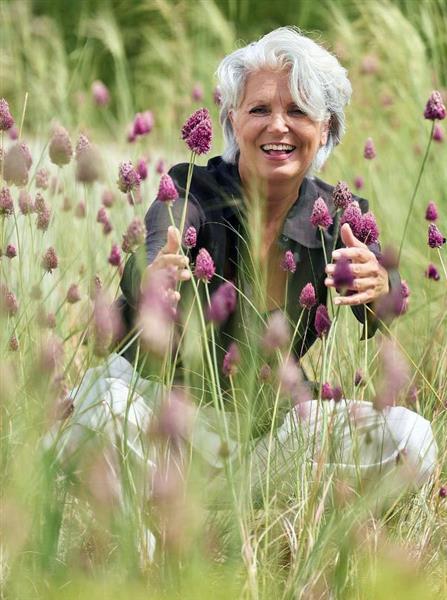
[216,27,352,172]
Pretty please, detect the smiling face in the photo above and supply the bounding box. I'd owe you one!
[230,69,329,190]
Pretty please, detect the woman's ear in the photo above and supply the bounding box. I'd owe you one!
[320,118,330,147]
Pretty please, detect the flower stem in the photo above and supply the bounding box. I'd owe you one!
[398,121,435,262]
[437,248,447,280]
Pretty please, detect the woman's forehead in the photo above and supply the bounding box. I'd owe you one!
[240,69,294,104]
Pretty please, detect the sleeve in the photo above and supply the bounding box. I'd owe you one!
[120,175,205,310]
[346,198,402,339]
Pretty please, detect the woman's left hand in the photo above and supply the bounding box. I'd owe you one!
[324,223,389,306]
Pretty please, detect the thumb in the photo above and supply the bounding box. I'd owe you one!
[340,223,366,248]
[162,226,181,254]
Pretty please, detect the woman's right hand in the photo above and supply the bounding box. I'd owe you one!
[140,226,191,305]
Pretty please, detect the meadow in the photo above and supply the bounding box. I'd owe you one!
[1,1,447,598]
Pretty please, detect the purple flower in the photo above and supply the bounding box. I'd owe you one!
[206,281,237,324]
[321,383,333,400]
[74,201,86,218]
[42,247,58,273]
[299,282,316,309]
[425,201,438,221]
[108,244,121,267]
[222,342,240,376]
[133,111,154,136]
[279,356,311,404]
[49,125,73,166]
[194,248,215,281]
[378,246,399,270]
[354,369,364,386]
[117,160,141,193]
[333,256,354,289]
[433,124,444,142]
[136,157,148,181]
[181,108,212,155]
[76,144,102,184]
[0,98,14,131]
[66,284,81,304]
[0,187,14,216]
[359,211,379,244]
[9,334,18,352]
[156,158,166,174]
[259,364,272,382]
[91,292,123,357]
[314,304,331,337]
[184,226,197,249]
[3,143,32,187]
[35,168,50,190]
[332,181,352,210]
[121,217,145,253]
[425,263,440,281]
[280,250,296,273]
[101,189,114,207]
[428,223,446,248]
[439,486,447,499]
[91,80,110,107]
[353,176,364,190]
[311,197,332,229]
[8,125,18,140]
[97,207,108,225]
[374,339,410,410]
[262,311,290,352]
[157,173,179,202]
[5,244,16,259]
[363,137,376,159]
[18,190,33,215]
[0,286,19,316]
[75,134,90,157]
[340,201,363,238]
[424,91,446,121]
[192,83,204,102]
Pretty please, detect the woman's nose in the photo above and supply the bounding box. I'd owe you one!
[267,112,289,133]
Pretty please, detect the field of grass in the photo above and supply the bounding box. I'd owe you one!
[1,1,447,598]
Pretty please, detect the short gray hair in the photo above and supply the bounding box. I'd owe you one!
[216,27,352,172]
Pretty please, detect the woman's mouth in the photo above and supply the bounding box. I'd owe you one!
[260,143,296,159]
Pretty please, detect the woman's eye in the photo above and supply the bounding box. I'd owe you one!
[249,107,268,114]
[289,107,305,116]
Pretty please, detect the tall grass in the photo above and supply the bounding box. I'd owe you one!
[1,1,447,598]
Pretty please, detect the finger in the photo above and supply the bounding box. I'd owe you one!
[326,262,379,277]
[178,269,191,281]
[340,223,367,249]
[161,226,181,254]
[351,277,378,292]
[155,254,189,269]
[334,289,376,306]
[332,247,373,263]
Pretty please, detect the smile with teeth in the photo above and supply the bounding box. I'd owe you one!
[260,143,296,155]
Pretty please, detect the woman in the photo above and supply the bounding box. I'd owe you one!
[51,28,436,528]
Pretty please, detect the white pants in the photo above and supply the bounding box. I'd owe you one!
[47,353,437,498]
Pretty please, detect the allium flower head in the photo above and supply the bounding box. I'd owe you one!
[74,201,86,218]
[117,160,140,193]
[101,189,114,207]
[280,250,296,273]
[8,125,18,140]
[424,91,446,121]
[35,168,50,190]
[133,111,154,136]
[0,187,14,216]
[41,247,58,273]
[91,292,123,357]
[354,176,364,190]
[425,263,440,281]
[340,201,363,238]
[425,201,438,221]
[183,226,197,249]
[66,283,81,304]
[439,487,447,499]
[0,98,14,130]
[136,157,148,181]
[374,338,410,410]
[433,124,444,142]
[181,108,212,154]
[6,244,16,259]
[153,391,194,442]
[363,137,376,159]
[36,202,51,232]
[354,369,364,386]
[213,86,222,106]
[333,256,354,289]
[18,190,33,215]
[75,134,90,157]
[311,197,332,229]
[192,83,204,102]
[49,125,73,166]
[262,311,290,352]
[315,304,331,337]
[157,173,179,202]
[222,342,240,377]
[38,335,64,373]
[121,217,145,253]
[359,211,379,244]
[278,356,311,404]
[108,244,121,267]
[76,144,102,184]
[0,285,19,316]
[3,143,32,186]
[156,158,166,174]
[332,181,352,209]
[91,80,110,106]
[299,282,316,309]
[428,223,446,248]
[321,383,333,400]
[194,248,215,281]
[206,281,237,324]
[378,245,399,270]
